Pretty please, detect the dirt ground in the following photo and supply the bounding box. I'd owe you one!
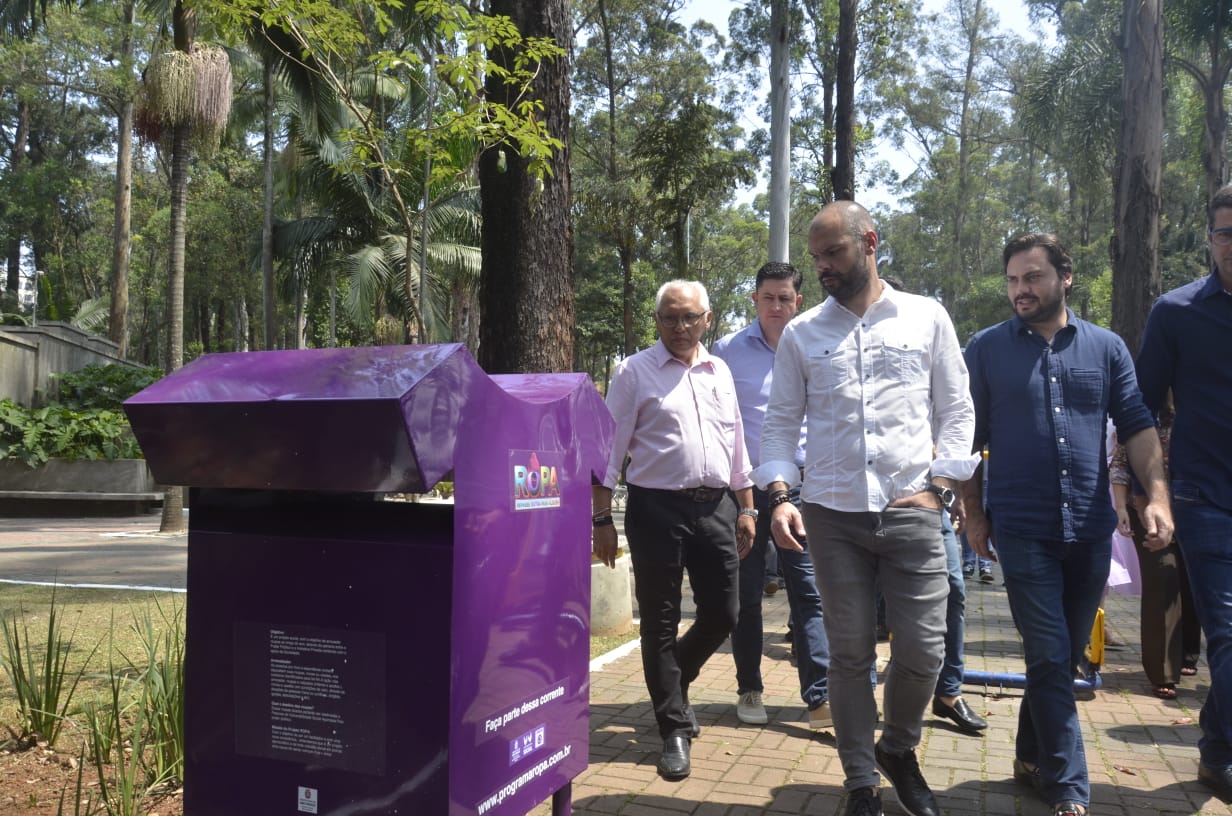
[0,731,183,815]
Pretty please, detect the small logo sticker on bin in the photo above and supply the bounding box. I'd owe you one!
[511,450,561,510]
[297,786,318,814]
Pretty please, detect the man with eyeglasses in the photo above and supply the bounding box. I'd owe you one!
[711,261,835,732]
[755,201,977,816]
[592,279,757,781]
[963,232,1171,816]
[1136,184,1232,802]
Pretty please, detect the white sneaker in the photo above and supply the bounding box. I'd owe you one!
[808,702,833,730]
[736,691,768,724]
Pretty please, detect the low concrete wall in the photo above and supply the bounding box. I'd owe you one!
[591,553,634,636]
[0,322,136,407]
[0,458,157,494]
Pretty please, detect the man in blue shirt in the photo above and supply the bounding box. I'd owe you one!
[962,233,1172,816]
[712,261,834,731]
[1136,184,1232,801]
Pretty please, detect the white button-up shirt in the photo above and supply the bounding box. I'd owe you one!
[603,340,754,492]
[753,286,977,512]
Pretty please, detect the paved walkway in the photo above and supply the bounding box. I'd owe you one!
[1,513,1227,814]
[0,511,186,590]
[538,557,1230,815]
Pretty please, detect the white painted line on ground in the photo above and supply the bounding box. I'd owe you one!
[0,578,185,593]
[589,619,640,672]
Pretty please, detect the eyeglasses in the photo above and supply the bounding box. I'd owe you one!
[1210,228,1232,246]
[656,311,707,329]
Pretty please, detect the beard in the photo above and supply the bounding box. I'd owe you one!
[819,260,871,302]
[1014,289,1066,324]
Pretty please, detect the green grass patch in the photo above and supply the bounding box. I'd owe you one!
[0,586,183,733]
[590,631,636,660]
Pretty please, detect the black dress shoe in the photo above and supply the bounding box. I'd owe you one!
[932,696,987,734]
[874,741,939,816]
[1199,762,1232,801]
[1013,758,1043,797]
[685,705,701,738]
[657,735,691,780]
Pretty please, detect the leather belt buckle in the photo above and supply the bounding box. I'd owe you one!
[680,486,723,502]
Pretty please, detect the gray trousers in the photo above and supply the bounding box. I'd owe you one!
[802,503,949,791]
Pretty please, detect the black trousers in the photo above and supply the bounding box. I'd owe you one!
[624,483,740,738]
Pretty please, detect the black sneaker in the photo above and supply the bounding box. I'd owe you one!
[875,741,939,816]
[979,564,994,583]
[845,786,883,816]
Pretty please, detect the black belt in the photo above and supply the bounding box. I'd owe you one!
[677,486,726,502]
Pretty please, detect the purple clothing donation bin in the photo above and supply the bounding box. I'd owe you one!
[124,344,614,816]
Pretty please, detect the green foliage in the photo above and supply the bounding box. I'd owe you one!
[125,601,185,792]
[83,653,148,816]
[0,399,143,467]
[0,589,95,748]
[52,364,162,411]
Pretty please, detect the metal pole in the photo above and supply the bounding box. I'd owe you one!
[30,269,39,326]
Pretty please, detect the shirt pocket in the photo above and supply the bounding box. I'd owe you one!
[1066,369,1106,408]
[808,347,851,389]
[709,379,740,432]
[881,340,926,385]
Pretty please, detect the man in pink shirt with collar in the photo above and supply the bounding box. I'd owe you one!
[592,279,757,781]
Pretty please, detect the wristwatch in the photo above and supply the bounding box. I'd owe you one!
[738,508,759,520]
[924,483,956,512]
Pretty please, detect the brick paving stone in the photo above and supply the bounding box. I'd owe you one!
[527,550,1232,816]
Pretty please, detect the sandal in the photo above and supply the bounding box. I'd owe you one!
[1181,664,1198,677]
[1153,684,1177,700]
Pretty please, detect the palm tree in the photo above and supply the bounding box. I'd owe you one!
[139,0,232,532]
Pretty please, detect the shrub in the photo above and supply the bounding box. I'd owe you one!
[0,363,159,467]
[52,364,162,411]
[0,400,143,467]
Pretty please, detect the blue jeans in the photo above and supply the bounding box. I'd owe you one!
[961,532,992,572]
[1171,480,1232,769]
[935,514,966,698]
[732,488,830,708]
[995,530,1110,808]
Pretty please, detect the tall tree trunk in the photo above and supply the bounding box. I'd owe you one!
[262,55,276,350]
[7,96,29,293]
[597,0,635,356]
[954,0,984,288]
[1110,0,1163,355]
[768,0,791,262]
[1200,3,1230,204]
[108,1,136,357]
[478,0,573,374]
[159,122,191,533]
[832,0,856,201]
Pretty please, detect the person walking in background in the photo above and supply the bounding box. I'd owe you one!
[963,233,1172,816]
[1135,183,1232,801]
[712,261,834,731]
[1109,395,1200,701]
[755,201,977,816]
[591,280,757,782]
[878,275,986,740]
[930,512,989,736]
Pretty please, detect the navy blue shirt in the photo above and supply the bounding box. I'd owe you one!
[1136,272,1232,511]
[965,310,1155,542]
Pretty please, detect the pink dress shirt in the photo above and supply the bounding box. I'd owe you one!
[602,340,754,493]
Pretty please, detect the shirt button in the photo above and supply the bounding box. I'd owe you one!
[1050,376,1057,382]
[1054,406,1061,413]
[1061,469,1068,476]
[1063,502,1069,508]
[1059,437,1066,443]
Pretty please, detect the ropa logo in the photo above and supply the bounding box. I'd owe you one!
[512,450,561,510]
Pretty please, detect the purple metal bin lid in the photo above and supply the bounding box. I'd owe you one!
[124,344,482,493]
